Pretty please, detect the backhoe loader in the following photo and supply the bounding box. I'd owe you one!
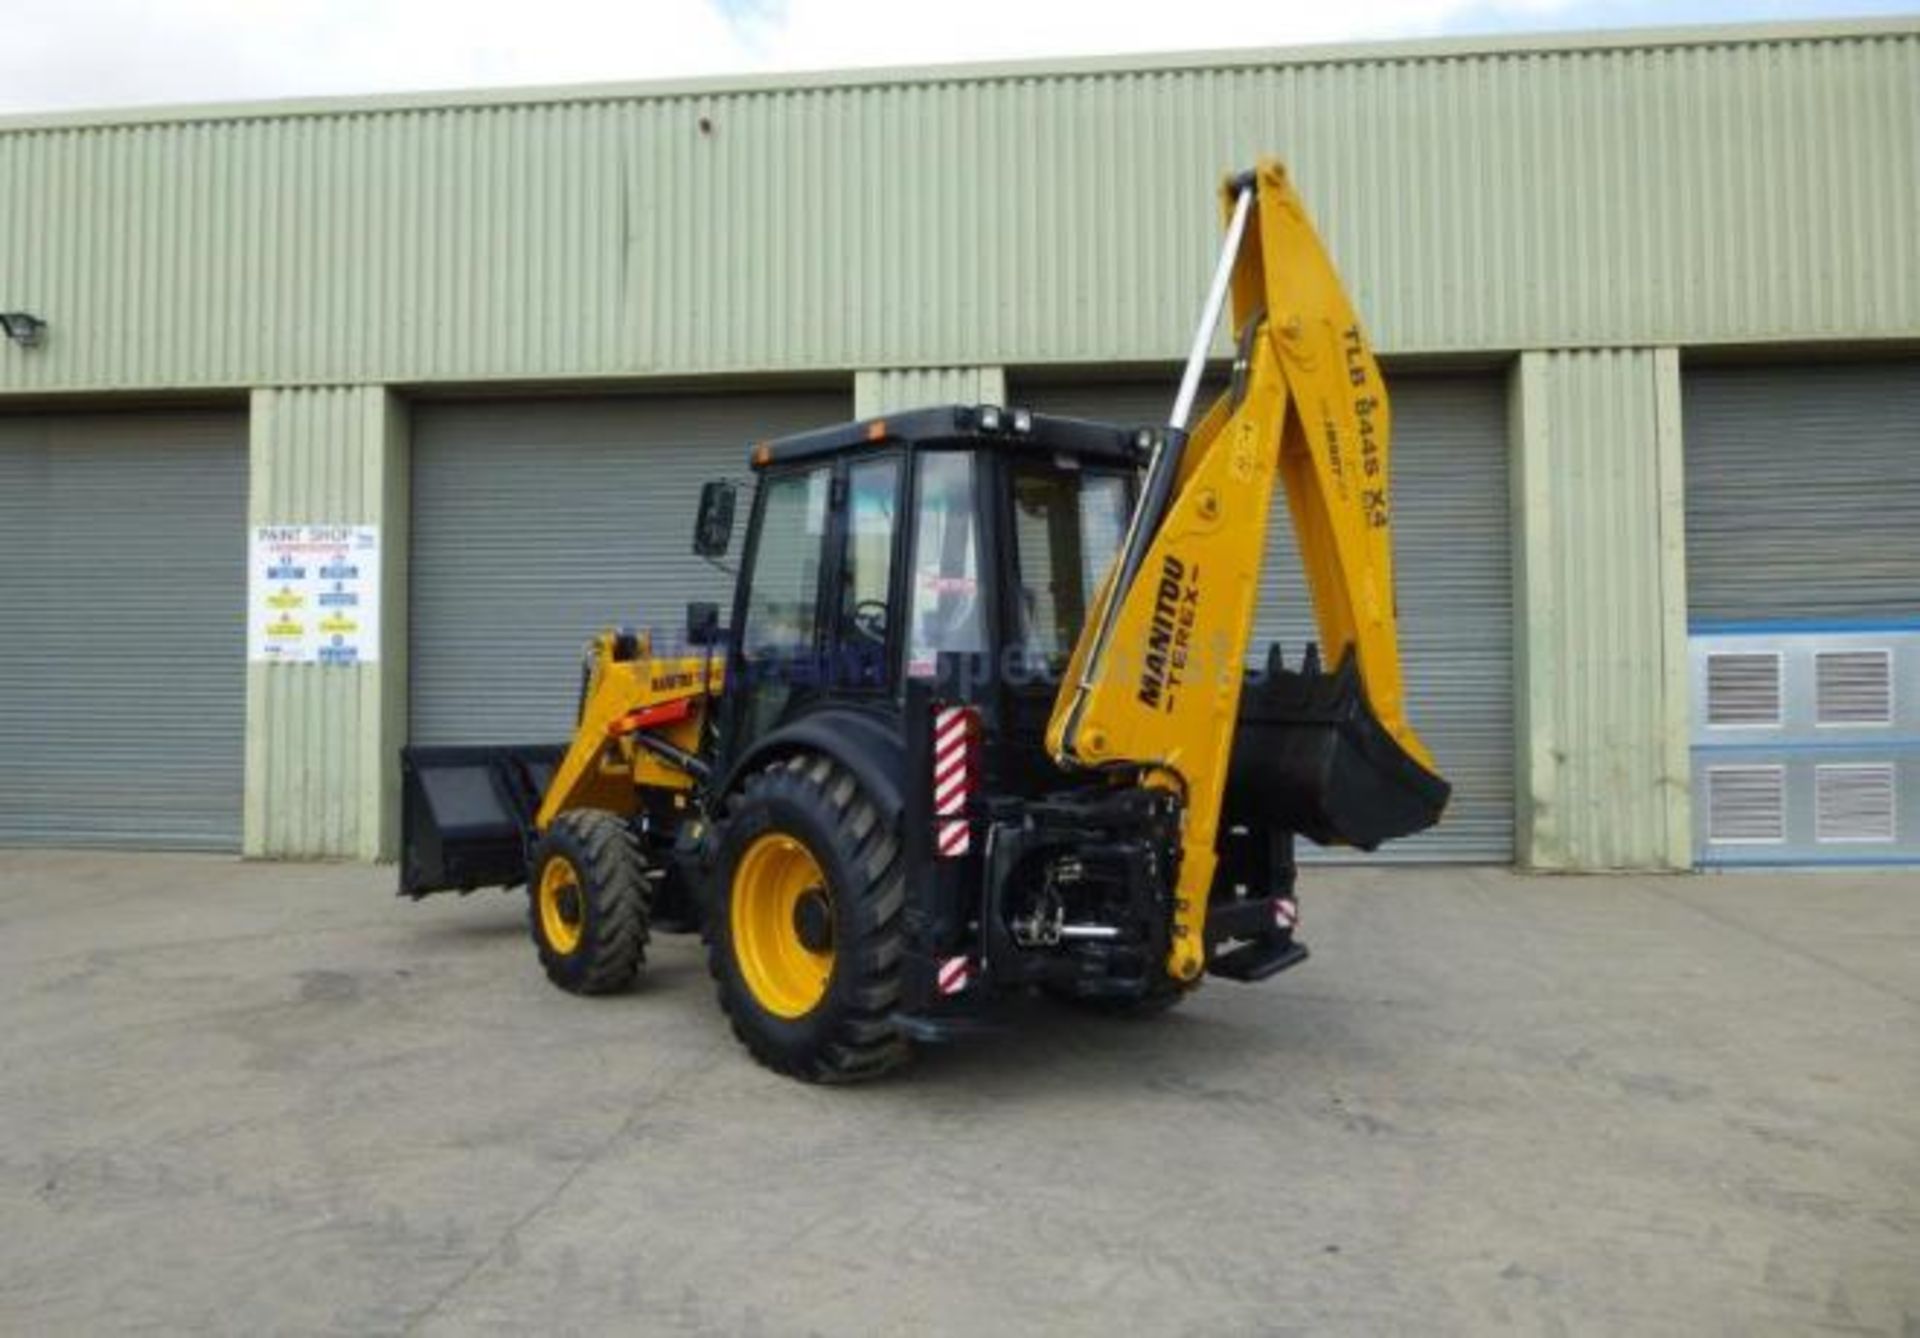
[400,159,1449,1081]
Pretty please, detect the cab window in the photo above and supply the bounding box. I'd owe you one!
[907,452,985,678]
[839,456,901,685]
[1010,462,1130,663]
[740,467,830,658]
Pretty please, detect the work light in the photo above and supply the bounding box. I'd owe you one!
[0,312,46,348]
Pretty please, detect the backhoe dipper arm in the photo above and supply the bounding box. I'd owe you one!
[1045,157,1443,984]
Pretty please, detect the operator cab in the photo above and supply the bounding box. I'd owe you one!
[690,404,1150,794]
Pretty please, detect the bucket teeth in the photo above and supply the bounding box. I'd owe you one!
[1261,640,1326,680]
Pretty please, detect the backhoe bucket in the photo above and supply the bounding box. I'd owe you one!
[399,744,564,897]
[1226,648,1449,851]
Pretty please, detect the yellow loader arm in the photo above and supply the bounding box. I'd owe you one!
[1046,158,1446,983]
[535,629,721,831]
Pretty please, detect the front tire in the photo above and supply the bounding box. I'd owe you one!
[706,754,908,1082]
[529,809,650,995]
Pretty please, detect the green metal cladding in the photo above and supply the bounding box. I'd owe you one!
[4,20,1918,870]
[856,367,1007,416]
[1,19,1916,396]
[243,386,408,859]
[1510,349,1691,871]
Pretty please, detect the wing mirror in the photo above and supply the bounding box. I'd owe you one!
[686,601,723,647]
[692,480,737,558]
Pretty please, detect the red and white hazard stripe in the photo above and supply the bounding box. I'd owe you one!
[933,705,975,859]
[936,955,971,996]
[1273,897,1300,932]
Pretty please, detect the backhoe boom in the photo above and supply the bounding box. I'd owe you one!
[1046,157,1446,983]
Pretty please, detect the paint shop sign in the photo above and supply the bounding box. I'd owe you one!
[248,524,381,665]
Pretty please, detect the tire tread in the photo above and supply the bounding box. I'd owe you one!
[706,755,908,1082]
[530,808,650,995]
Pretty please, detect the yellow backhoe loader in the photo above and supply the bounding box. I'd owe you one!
[400,159,1449,1081]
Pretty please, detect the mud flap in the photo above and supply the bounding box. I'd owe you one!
[1227,646,1450,851]
[399,744,564,897]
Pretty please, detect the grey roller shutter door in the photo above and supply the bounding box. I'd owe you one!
[1683,362,1920,624]
[0,411,247,849]
[410,391,849,745]
[1017,373,1514,861]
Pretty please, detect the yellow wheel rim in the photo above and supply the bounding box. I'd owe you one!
[537,855,585,955]
[731,832,834,1019]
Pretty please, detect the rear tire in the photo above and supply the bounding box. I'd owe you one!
[706,754,909,1083]
[529,809,650,995]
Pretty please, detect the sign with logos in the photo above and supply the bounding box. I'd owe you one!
[248,524,381,665]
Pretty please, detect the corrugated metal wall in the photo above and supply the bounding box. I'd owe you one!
[244,386,408,859]
[1511,349,1691,870]
[2,25,1915,395]
[856,367,1007,416]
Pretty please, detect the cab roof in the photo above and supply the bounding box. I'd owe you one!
[750,404,1155,471]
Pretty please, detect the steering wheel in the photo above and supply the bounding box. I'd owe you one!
[850,598,890,643]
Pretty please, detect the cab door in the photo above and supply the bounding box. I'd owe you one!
[723,464,835,766]
[719,453,907,771]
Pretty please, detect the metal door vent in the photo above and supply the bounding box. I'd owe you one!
[1814,764,1896,843]
[1706,652,1782,726]
[1815,650,1893,725]
[1706,766,1786,842]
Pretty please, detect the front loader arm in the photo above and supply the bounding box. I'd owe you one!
[535,630,719,832]
[1045,158,1441,983]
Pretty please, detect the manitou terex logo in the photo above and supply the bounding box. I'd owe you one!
[1137,554,1200,713]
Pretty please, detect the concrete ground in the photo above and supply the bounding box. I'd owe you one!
[0,852,1915,1337]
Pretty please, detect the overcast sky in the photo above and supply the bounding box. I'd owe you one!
[1,0,1908,116]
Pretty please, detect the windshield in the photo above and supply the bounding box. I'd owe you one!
[1010,461,1131,664]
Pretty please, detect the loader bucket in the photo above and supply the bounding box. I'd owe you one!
[1225,647,1449,851]
[398,744,565,897]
